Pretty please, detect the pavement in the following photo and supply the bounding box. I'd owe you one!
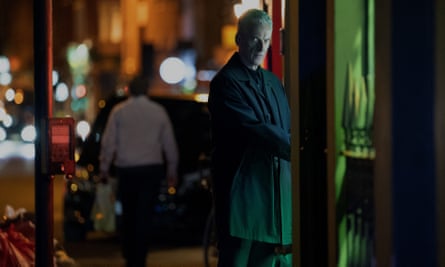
[0,143,217,267]
[63,232,218,267]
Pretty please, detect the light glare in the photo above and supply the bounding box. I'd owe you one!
[52,70,59,86]
[55,83,69,102]
[0,127,6,141]
[3,114,13,128]
[21,125,37,142]
[0,108,6,121]
[0,73,12,86]
[194,94,209,103]
[76,120,91,141]
[159,57,186,84]
[0,56,10,73]
[5,88,15,102]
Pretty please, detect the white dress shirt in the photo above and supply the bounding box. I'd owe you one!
[99,95,178,178]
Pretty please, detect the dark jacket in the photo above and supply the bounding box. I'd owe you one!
[208,52,292,244]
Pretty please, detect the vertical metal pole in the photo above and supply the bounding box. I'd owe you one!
[34,0,54,266]
[374,0,393,265]
[284,0,301,266]
[270,0,283,79]
[325,0,337,266]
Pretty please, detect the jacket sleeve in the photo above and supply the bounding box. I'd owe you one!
[99,109,118,173]
[160,109,179,178]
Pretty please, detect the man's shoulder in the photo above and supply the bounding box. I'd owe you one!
[212,64,248,87]
[144,99,170,117]
[112,97,155,112]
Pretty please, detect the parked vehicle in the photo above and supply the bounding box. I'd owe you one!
[63,90,213,245]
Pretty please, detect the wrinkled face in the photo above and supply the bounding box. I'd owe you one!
[237,23,272,70]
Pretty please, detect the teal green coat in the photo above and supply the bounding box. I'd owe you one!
[208,53,292,245]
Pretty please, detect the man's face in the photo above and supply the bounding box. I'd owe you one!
[237,23,272,70]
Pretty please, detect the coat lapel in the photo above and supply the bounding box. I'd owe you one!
[262,72,284,128]
[225,53,284,127]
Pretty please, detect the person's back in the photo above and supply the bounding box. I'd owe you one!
[107,96,176,169]
[100,76,178,267]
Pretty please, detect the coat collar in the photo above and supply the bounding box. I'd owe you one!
[223,53,285,126]
[223,52,275,92]
[224,52,267,81]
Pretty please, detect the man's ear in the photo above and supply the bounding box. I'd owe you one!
[235,33,240,45]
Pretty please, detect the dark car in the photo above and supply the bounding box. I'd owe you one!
[63,90,213,244]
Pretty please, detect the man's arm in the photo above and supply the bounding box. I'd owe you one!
[99,110,118,179]
[209,74,290,160]
[160,111,179,187]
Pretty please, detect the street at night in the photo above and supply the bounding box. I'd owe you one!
[0,140,65,242]
[0,141,216,266]
[1,0,444,265]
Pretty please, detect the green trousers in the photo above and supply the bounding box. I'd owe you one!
[217,236,292,267]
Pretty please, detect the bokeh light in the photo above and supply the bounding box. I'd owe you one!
[76,120,91,141]
[194,93,209,103]
[0,56,10,73]
[98,99,106,109]
[55,83,69,102]
[21,125,37,142]
[19,143,35,159]
[14,89,24,104]
[0,108,6,121]
[52,70,59,86]
[197,70,216,81]
[75,84,87,98]
[2,114,13,128]
[5,88,15,102]
[0,127,6,141]
[0,73,12,86]
[159,57,186,84]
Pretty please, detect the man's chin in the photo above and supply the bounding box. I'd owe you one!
[254,57,265,65]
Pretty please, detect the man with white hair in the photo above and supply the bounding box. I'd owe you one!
[208,8,292,267]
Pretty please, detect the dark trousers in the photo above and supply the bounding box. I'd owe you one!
[217,235,292,267]
[117,164,164,267]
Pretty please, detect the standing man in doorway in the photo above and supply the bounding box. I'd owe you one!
[208,8,292,267]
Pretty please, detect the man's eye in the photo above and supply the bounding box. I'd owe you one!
[251,37,270,44]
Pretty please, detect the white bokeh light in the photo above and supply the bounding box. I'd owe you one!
[19,143,35,159]
[52,70,59,86]
[55,83,69,102]
[0,127,6,141]
[0,72,12,86]
[159,57,186,84]
[0,108,6,121]
[233,0,260,18]
[21,125,37,142]
[2,114,13,128]
[0,56,10,73]
[5,88,15,102]
[76,120,91,141]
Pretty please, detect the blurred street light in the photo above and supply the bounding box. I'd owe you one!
[233,0,261,18]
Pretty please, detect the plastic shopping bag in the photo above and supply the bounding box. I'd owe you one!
[90,183,116,232]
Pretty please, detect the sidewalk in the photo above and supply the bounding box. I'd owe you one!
[63,233,217,267]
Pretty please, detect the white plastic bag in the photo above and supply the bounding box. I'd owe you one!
[90,183,116,232]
